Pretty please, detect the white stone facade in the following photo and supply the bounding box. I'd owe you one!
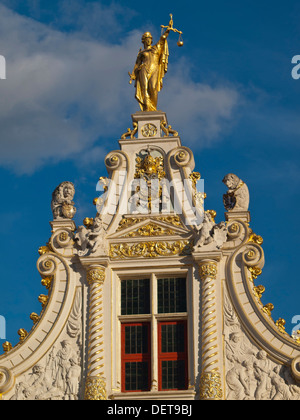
[0,111,299,400]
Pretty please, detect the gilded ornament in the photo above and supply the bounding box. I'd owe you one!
[41,276,53,290]
[206,209,216,223]
[87,267,106,285]
[247,250,255,258]
[248,266,262,281]
[189,172,201,189]
[117,215,183,232]
[199,371,223,400]
[117,217,140,231]
[198,262,218,281]
[227,221,247,241]
[157,215,183,227]
[291,330,300,345]
[131,150,166,211]
[2,341,12,354]
[84,376,107,400]
[229,223,239,233]
[18,328,28,342]
[59,231,68,242]
[275,318,287,335]
[248,231,264,245]
[160,120,179,137]
[173,148,193,168]
[123,222,175,237]
[61,202,76,219]
[253,285,265,300]
[84,217,94,228]
[38,245,50,256]
[134,152,165,181]
[262,303,274,317]
[141,123,157,138]
[38,294,49,308]
[110,240,193,259]
[121,122,138,140]
[40,257,56,274]
[30,313,40,325]
[86,268,106,385]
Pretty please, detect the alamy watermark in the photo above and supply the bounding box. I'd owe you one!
[95,174,206,226]
[292,55,300,80]
[291,315,300,336]
[0,315,6,340]
[0,55,6,80]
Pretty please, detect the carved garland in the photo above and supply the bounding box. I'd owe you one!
[109,240,193,259]
[117,215,184,231]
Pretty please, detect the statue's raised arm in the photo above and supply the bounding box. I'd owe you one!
[129,14,183,112]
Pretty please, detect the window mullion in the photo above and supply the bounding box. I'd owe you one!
[151,273,158,391]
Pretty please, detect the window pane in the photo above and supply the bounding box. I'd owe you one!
[161,360,186,390]
[157,278,186,313]
[125,325,149,354]
[161,324,185,353]
[125,362,149,391]
[121,279,150,315]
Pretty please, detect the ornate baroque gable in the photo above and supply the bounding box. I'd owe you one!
[1,113,299,401]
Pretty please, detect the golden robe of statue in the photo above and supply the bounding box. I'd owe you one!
[129,29,170,112]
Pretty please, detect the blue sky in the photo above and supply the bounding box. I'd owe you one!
[0,0,299,347]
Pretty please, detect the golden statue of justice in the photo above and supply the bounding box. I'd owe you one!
[129,14,184,112]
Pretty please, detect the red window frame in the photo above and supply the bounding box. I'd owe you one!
[121,322,151,392]
[158,320,188,391]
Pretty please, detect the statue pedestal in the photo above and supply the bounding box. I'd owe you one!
[225,210,251,224]
[132,111,168,140]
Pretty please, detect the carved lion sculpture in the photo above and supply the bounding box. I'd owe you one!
[223,174,249,211]
[51,182,76,220]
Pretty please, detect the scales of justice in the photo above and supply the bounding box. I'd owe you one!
[129,14,183,112]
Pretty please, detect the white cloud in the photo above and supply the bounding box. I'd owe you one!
[0,4,241,174]
[160,65,240,146]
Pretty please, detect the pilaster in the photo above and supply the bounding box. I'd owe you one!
[193,252,224,400]
[81,260,108,400]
